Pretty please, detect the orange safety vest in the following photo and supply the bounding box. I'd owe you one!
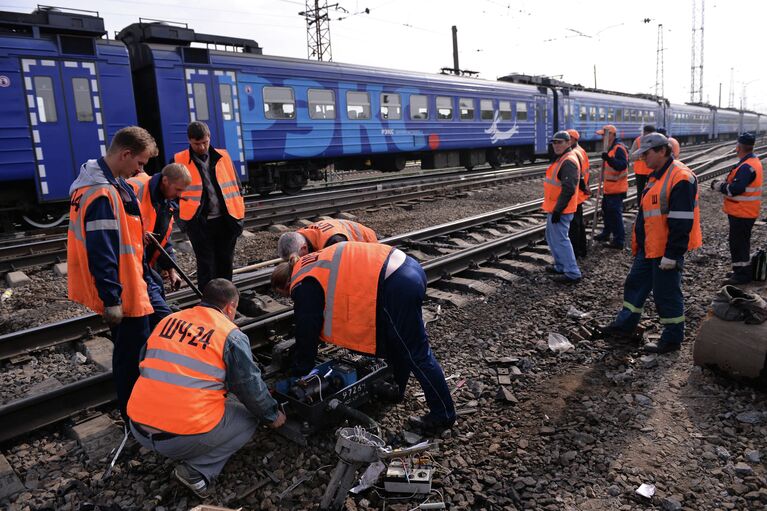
[542,150,580,214]
[67,184,152,316]
[174,148,245,221]
[632,160,702,258]
[127,174,175,267]
[574,145,590,205]
[298,219,378,251]
[723,156,763,219]
[290,242,394,354]
[127,306,235,435]
[603,143,629,195]
[632,136,652,176]
[669,137,680,159]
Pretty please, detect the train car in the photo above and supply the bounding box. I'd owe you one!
[665,103,713,144]
[742,111,759,135]
[0,7,137,229]
[118,22,554,195]
[713,108,741,140]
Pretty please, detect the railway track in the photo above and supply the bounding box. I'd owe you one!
[0,141,736,275]
[0,145,763,443]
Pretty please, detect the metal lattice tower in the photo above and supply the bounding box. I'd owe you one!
[728,67,735,108]
[301,0,333,61]
[655,24,664,98]
[689,0,705,102]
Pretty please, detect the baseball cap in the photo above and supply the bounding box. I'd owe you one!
[566,129,580,141]
[738,132,756,146]
[596,124,617,135]
[632,133,670,157]
[550,130,570,143]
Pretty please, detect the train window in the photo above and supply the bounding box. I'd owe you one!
[499,100,512,120]
[460,98,475,120]
[436,96,453,120]
[33,76,57,123]
[380,93,401,120]
[579,106,587,121]
[308,89,336,120]
[598,107,606,121]
[616,108,624,122]
[72,78,94,122]
[192,83,210,121]
[480,99,494,121]
[410,94,428,120]
[650,111,656,121]
[347,91,370,120]
[589,106,596,120]
[263,86,295,120]
[220,84,234,121]
[607,108,615,121]
[516,101,528,121]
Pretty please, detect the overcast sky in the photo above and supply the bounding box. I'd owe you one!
[4,0,765,112]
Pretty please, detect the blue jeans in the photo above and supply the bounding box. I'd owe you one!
[600,194,625,245]
[612,251,685,345]
[146,267,171,330]
[545,213,581,279]
[381,257,456,423]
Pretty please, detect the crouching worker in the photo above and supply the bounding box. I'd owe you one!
[127,279,286,497]
[271,242,456,435]
[277,218,378,260]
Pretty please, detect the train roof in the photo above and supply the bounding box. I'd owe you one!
[668,103,712,113]
[0,7,105,37]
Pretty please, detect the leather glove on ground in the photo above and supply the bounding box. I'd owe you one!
[103,304,124,326]
[659,257,677,271]
[710,179,721,191]
[601,152,610,161]
[551,211,561,223]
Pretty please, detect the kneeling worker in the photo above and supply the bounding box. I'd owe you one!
[127,279,285,497]
[271,242,456,434]
[277,218,377,260]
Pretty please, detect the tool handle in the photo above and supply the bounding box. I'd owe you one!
[146,233,203,299]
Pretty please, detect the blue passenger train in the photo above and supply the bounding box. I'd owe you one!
[0,6,764,229]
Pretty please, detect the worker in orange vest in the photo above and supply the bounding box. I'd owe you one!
[127,163,191,326]
[67,126,166,419]
[594,125,630,249]
[710,132,763,284]
[601,133,702,354]
[566,129,590,258]
[174,122,245,291]
[656,128,681,158]
[629,125,656,196]
[128,279,285,498]
[543,131,582,283]
[277,218,378,260]
[271,242,456,435]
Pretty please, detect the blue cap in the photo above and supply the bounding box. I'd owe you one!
[738,132,756,146]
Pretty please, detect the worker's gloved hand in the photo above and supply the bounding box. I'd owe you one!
[103,305,123,326]
[710,179,721,191]
[601,152,610,162]
[165,269,182,291]
[551,211,561,224]
[269,410,286,429]
[659,257,677,271]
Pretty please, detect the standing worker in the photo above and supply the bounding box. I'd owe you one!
[601,133,702,354]
[710,132,762,285]
[271,242,457,435]
[594,125,629,249]
[67,126,164,419]
[566,129,590,258]
[128,279,285,498]
[174,121,245,290]
[128,163,192,326]
[543,131,582,283]
[629,125,656,196]
[656,128,680,159]
[277,218,378,260]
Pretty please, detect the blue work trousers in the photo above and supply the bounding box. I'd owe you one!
[381,257,456,423]
[147,267,172,329]
[545,213,582,279]
[612,251,685,346]
[600,194,625,245]
[111,316,151,421]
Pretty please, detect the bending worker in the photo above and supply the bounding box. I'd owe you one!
[277,218,378,260]
[594,124,629,249]
[543,131,582,283]
[629,125,656,196]
[567,129,590,258]
[271,242,457,435]
[710,132,762,285]
[128,279,285,498]
[128,163,192,326]
[67,126,166,419]
[601,133,701,354]
[174,121,245,290]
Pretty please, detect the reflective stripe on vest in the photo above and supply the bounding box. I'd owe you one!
[723,157,763,219]
[575,146,590,205]
[603,143,629,194]
[633,136,652,176]
[298,219,378,251]
[542,151,580,214]
[175,149,245,221]
[127,174,175,267]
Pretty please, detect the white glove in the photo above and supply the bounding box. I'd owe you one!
[659,257,677,271]
[103,304,124,326]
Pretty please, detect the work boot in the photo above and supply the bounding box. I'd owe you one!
[545,265,563,274]
[551,274,581,284]
[407,413,456,436]
[643,341,681,354]
[724,274,752,286]
[605,242,624,250]
[597,323,642,343]
[594,233,609,242]
[173,464,210,498]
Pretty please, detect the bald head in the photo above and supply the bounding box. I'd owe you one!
[277,231,308,260]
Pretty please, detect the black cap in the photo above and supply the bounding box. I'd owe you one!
[550,130,570,143]
[657,127,668,136]
[643,125,656,134]
[738,132,756,146]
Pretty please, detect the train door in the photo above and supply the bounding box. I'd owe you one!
[184,68,246,179]
[534,96,548,154]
